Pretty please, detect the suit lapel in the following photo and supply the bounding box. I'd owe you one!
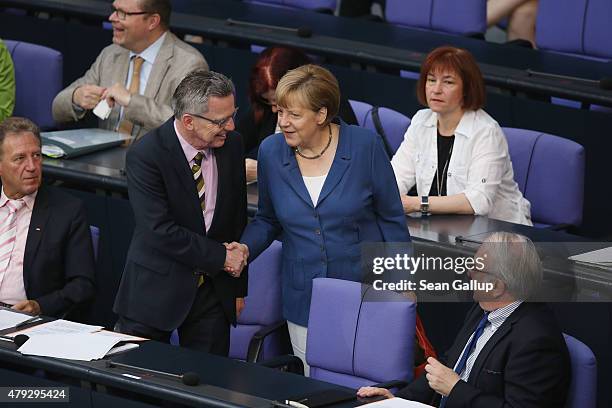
[467,303,527,384]
[280,142,314,208]
[316,123,350,207]
[160,121,205,227]
[144,33,174,99]
[23,187,50,282]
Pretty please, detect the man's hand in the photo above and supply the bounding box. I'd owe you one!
[72,85,106,110]
[245,158,257,183]
[224,242,249,277]
[356,386,394,399]
[12,300,41,315]
[236,297,245,318]
[102,83,132,108]
[424,357,460,397]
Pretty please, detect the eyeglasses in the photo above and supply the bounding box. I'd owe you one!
[189,108,239,128]
[111,6,150,20]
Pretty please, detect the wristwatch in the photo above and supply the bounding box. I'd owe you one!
[420,196,430,216]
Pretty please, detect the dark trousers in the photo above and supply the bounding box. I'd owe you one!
[115,280,230,357]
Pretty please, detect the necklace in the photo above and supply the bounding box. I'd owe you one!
[294,124,332,160]
[436,140,454,196]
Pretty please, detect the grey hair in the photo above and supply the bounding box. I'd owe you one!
[172,70,235,118]
[480,232,543,300]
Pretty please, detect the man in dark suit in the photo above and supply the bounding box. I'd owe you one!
[113,70,248,356]
[0,117,95,317]
[358,232,570,408]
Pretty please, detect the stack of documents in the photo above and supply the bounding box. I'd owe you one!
[569,246,612,269]
[0,309,42,330]
[7,319,144,361]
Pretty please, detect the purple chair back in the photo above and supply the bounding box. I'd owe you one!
[385,0,486,36]
[503,128,585,227]
[536,0,612,60]
[307,278,416,388]
[229,240,285,360]
[89,226,100,262]
[4,40,62,130]
[244,0,336,12]
[363,107,411,155]
[563,334,597,408]
[348,99,373,127]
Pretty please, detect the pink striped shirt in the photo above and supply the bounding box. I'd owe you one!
[0,189,37,305]
[174,120,218,232]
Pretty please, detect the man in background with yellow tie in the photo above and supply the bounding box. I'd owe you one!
[0,117,95,317]
[113,71,248,356]
[52,0,208,139]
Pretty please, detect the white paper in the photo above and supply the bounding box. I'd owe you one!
[364,397,434,407]
[94,330,147,342]
[0,310,38,330]
[47,135,77,146]
[8,319,103,337]
[93,99,112,120]
[17,333,121,361]
[105,343,140,357]
[569,246,612,265]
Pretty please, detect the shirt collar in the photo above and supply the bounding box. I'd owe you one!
[129,31,166,65]
[487,300,523,330]
[173,119,210,163]
[0,187,38,210]
[423,109,477,139]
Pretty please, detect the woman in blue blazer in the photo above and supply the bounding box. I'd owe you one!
[239,65,411,372]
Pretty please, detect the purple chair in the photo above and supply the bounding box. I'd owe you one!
[244,0,336,13]
[563,334,597,408]
[536,0,612,61]
[348,99,373,127]
[503,128,585,228]
[306,278,416,388]
[385,0,486,36]
[171,241,288,362]
[363,106,411,155]
[89,226,100,262]
[3,40,62,130]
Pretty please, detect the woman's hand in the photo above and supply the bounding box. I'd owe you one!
[401,195,420,214]
[356,386,394,399]
[245,159,257,183]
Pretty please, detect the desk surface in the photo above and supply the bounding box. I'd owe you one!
[8,0,612,106]
[0,339,363,407]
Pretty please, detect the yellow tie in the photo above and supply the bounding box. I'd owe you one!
[118,56,144,136]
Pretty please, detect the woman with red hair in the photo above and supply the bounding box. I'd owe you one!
[391,46,531,225]
[237,46,357,182]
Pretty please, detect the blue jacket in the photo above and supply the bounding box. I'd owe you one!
[241,122,411,326]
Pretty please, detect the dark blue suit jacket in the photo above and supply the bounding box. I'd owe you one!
[241,122,411,325]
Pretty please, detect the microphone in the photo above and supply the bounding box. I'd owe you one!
[225,18,313,38]
[526,69,612,90]
[0,334,30,347]
[106,360,200,386]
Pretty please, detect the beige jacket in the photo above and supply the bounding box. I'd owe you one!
[52,32,208,139]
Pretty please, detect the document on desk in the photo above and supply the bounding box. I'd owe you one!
[363,397,434,407]
[0,310,40,330]
[569,246,612,268]
[17,333,122,361]
[7,319,103,337]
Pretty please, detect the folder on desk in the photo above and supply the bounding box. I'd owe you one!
[41,129,129,158]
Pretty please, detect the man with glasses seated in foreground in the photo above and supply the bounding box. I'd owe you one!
[358,232,570,408]
[52,0,207,139]
[113,70,248,356]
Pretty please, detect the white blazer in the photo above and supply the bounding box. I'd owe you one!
[391,109,532,226]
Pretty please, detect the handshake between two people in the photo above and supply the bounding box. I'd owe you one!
[223,242,249,278]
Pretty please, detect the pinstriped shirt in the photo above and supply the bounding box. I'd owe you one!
[455,301,523,381]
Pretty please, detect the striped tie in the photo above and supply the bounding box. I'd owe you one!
[0,200,26,272]
[192,152,205,286]
[192,152,206,211]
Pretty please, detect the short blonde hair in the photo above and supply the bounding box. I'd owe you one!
[275,64,340,126]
